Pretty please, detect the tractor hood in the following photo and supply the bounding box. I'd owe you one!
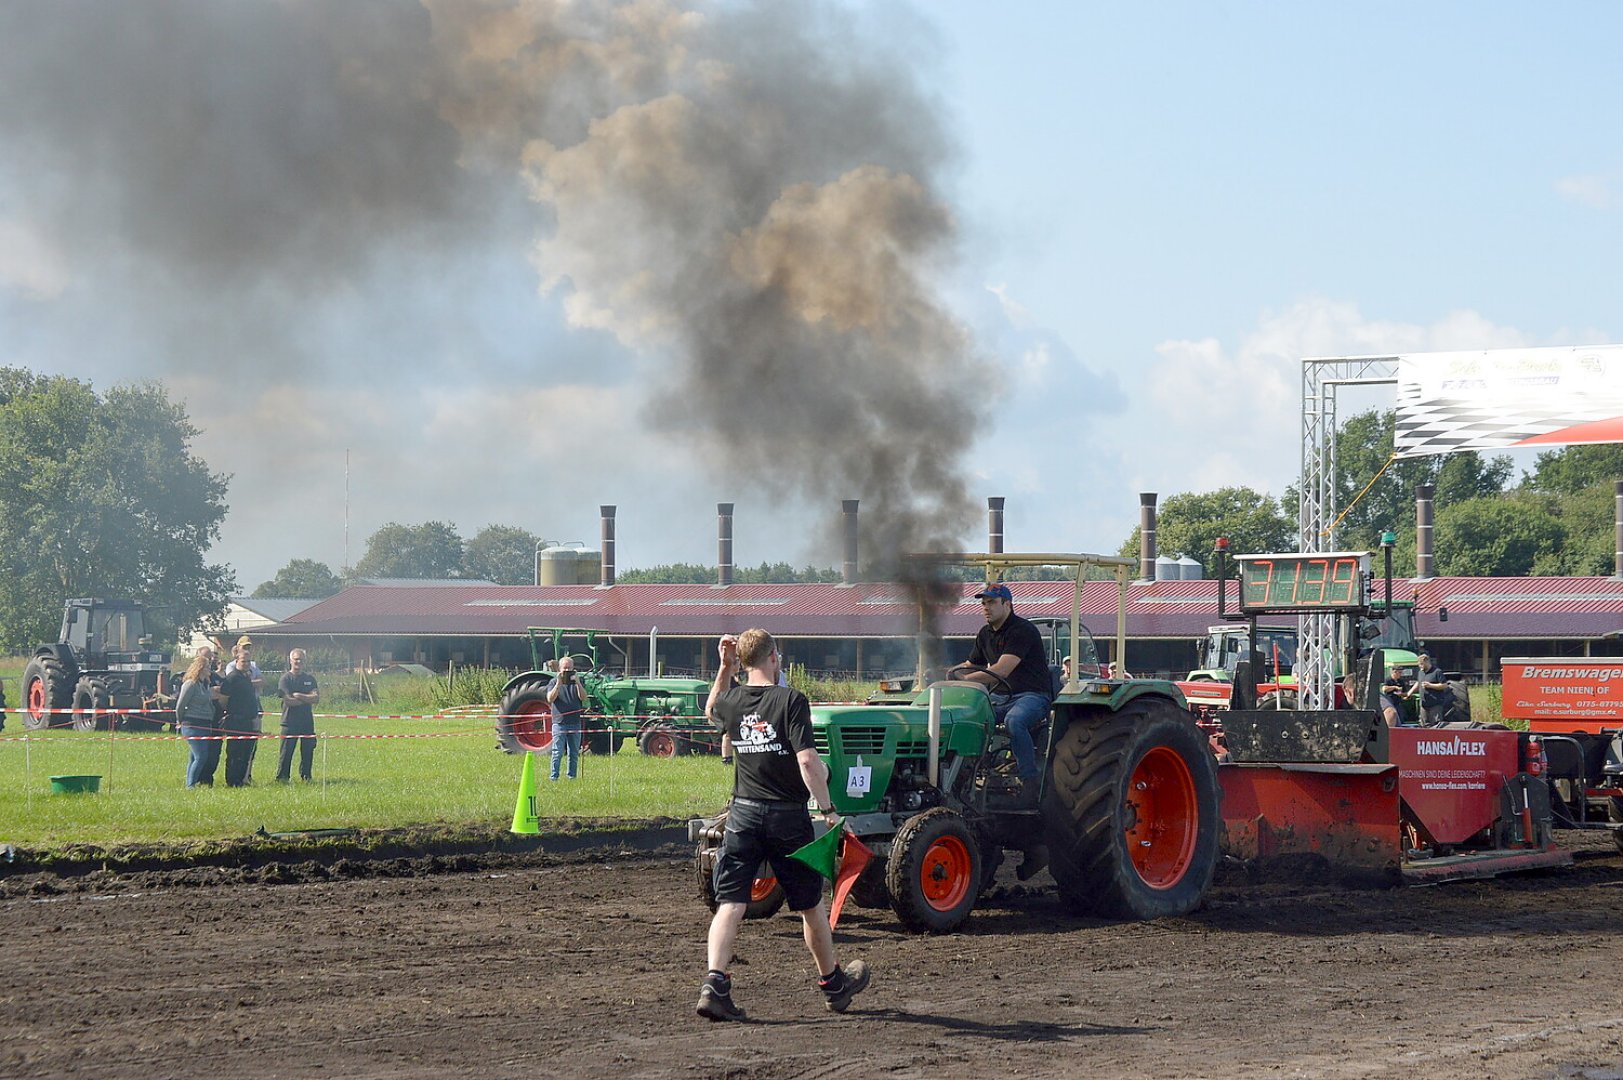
[812,684,992,814]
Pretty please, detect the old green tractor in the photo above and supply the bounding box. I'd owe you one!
[496,628,719,757]
[693,553,1224,932]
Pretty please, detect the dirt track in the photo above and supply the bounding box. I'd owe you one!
[5,830,1623,1080]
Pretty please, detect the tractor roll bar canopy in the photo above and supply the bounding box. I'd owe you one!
[903,552,1134,694]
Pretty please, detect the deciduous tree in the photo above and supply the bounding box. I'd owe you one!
[0,370,233,650]
[252,558,342,599]
[463,525,542,585]
[353,521,464,580]
[1118,486,1295,576]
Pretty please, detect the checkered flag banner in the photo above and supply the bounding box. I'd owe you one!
[1394,345,1623,459]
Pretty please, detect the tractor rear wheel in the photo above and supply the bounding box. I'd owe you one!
[1044,697,1221,920]
[695,849,786,919]
[496,680,554,754]
[1445,681,1472,724]
[886,807,981,933]
[639,725,686,758]
[1609,798,1623,856]
[1255,689,1299,711]
[22,656,73,730]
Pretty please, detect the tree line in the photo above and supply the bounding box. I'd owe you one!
[0,366,1615,657]
[1121,410,1623,578]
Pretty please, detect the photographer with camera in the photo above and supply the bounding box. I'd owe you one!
[545,655,585,780]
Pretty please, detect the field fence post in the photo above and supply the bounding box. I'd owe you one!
[106,715,115,795]
[25,732,33,810]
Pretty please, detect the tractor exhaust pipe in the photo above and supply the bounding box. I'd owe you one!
[1139,493,1158,581]
[842,500,859,585]
[927,684,942,789]
[987,496,1005,554]
[599,505,616,587]
[648,626,659,677]
[1416,484,1435,580]
[1614,479,1622,578]
[717,503,733,587]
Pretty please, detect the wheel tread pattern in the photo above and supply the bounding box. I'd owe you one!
[1043,698,1221,920]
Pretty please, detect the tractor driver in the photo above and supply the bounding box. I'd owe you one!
[947,583,1054,801]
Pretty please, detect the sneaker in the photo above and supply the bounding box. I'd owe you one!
[696,981,747,1022]
[821,960,871,1014]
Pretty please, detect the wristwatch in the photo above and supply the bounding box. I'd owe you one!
[817,804,833,814]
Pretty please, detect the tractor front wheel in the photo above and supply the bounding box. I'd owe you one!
[72,677,113,732]
[640,725,686,758]
[886,807,981,933]
[22,656,73,730]
[496,680,554,754]
[1044,698,1221,920]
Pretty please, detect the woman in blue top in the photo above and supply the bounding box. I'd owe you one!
[176,652,223,787]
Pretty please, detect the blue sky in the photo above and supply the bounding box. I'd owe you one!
[0,2,1618,588]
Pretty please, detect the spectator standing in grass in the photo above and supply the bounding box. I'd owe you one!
[177,652,225,787]
[221,639,264,786]
[276,648,320,783]
[546,655,584,780]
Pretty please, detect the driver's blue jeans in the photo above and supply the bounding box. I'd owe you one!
[992,692,1052,781]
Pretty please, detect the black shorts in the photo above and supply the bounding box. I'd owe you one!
[712,799,824,912]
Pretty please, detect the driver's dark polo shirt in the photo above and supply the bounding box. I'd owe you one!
[967,611,1053,698]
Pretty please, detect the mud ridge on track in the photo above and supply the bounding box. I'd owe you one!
[0,818,689,897]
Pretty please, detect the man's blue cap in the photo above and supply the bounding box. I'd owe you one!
[975,584,1013,601]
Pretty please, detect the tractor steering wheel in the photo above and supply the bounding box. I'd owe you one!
[947,663,1014,697]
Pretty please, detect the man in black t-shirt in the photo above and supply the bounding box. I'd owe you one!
[696,628,871,1023]
[276,648,320,782]
[219,649,262,788]
[947,583,1054,787]
[1416,653,1452,726]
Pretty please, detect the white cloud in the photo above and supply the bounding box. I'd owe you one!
[0,218,69,299]
[985,281,1032,328]
[1556,173,1617,210]
[1042,299,1547,553]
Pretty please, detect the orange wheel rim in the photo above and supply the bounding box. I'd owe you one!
[918,834,973,912]
[28,679,46,722]
[513,700,553,751]
[750,875,778,902]
[1124,746,1199,889]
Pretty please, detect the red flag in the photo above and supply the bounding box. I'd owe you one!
[828,831,876,931]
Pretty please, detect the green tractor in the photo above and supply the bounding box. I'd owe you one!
[496,628,719,758]
[693,553,1224,932]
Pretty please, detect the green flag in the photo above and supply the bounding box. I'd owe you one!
[788,819,846,880]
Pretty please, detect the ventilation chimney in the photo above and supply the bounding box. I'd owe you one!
[1415,484,1435,580]
[1138,493,1158,581]
[1614,480,1622,578]
[599,505,616,587]
[841,500,860,585]
[717,502,734,587]
[987,497,1005,554]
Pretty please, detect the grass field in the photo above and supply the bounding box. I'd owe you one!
[0,712,734,848]
[0,654,1516,850]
